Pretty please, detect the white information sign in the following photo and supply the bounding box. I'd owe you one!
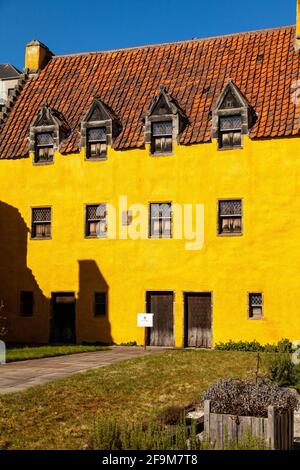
[137,313,154,328]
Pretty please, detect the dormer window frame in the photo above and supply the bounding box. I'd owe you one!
[144,85,187,157]
[32,125,57,165]
[211,79,256,151]
[149,115,176,156]
[81,97,119,162]
[82,120,111,161]
[29,102,69,165]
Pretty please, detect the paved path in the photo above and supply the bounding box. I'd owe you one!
[0,346,166,395]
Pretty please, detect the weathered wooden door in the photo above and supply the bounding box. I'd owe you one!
[146,291,174,346]
[184,293,212,348]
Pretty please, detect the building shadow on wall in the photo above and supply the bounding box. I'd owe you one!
[0,201,50,343]
[77,260,112,344]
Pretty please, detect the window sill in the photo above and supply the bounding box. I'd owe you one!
[217,146,244,151]
[84,235,107,239]
[33,160,54,166]
[85,157,108,162]
[217,232,243,237]
[248,317,264,321]
[30,237,52,240]
[150,152,173,157]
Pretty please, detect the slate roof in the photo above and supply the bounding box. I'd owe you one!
[0,64,20,80]
[0,25,300,159]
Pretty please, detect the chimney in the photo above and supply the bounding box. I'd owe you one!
[25,40,53,74]
[296,0,300,48]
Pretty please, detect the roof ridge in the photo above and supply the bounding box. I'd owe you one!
[52,24,294,60]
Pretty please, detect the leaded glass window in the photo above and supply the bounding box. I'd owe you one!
[86,127,107,159]
[151,121,173,155]
[31,207,51,239]
[150,203,172,238]
[219,115,242,149]
[35,132,54,163]
[85,204,107,238]
[218,200,242,234]
[249,293,263,319]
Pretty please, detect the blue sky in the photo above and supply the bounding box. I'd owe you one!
[0,0,296,70]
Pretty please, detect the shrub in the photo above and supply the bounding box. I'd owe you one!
[93,415,200,450]
[202,378,298,417]
[156,405,186,425]
[215,338,293,353]
[266,353,296,387]
[92,415,269,450]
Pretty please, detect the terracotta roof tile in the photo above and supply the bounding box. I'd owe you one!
[1,25,300,159]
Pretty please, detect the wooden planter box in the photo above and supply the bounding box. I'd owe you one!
[204,400,294,450]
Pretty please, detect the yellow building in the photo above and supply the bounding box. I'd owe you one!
[1,8,300,347]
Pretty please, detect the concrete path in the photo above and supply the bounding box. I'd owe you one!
[0,346,166,395]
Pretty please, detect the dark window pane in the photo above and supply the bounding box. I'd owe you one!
[152,121,172,136]
[20,291,33,316]
[219,115,242,131]
[36,132,54,145]
[94,292,106,316]
[219,200,242,216]
[87,127,106,142]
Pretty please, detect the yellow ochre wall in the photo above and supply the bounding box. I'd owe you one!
[0,136,300,346]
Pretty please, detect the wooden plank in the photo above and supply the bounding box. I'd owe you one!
[147,292,174,346]
[267,406,275,450]
[185,293,212,348]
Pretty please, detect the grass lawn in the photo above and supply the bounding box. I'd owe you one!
[6,345,109,362]
[0,349,261,450]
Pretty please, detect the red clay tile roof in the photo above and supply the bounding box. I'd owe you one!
[1,25,300,159]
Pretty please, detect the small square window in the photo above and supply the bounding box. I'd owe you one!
[219,115,242,149]
[94,292,107,316]
[249,293,263,319]
[8,88,14,96]
[20,291,34,316]
[86,127,107,159]
[31,207,51,239]
[150,203,172,238]
[218,200,242,235]
[85,204,107,238]
[151,121,173,155]
[35,132,54,163]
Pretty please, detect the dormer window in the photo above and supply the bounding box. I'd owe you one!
[151,121,173,155]
[145,85,187,156]
[86,127,107,159]
[30,102,70,165]
[219,115,242,149]
[211,79,256,151]
[35,132,54,163]
[81,97,120,161]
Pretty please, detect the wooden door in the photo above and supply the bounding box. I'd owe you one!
[146,291,174,346]
[184,293,212,348]
[50,292,76,344]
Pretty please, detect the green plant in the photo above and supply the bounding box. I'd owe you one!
[215,338,293,353]
[266,353,295,387]
[93,415,201,450]
[93,416,268,450]
[156,405,186,425]
[202,377,298,417]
